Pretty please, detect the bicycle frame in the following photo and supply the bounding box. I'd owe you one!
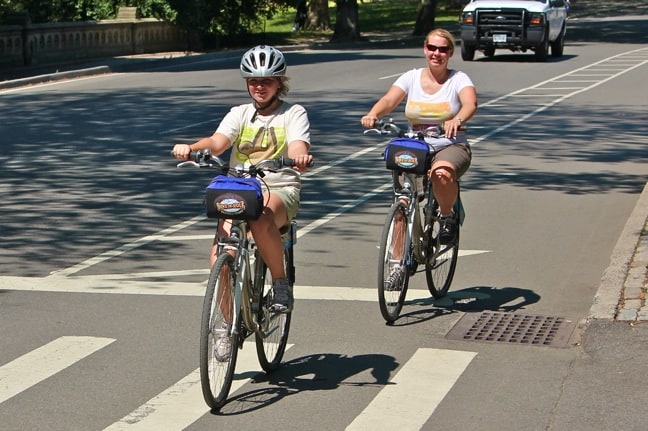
[187,151,301,409]
[392,172,426,267]
[218,218,297,339]
[370,118,464,322]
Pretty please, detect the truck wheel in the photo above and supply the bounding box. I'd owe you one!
[551,27,565,57]
[461,43,475,61]
[535,33,549,62]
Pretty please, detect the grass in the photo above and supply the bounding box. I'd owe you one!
[243,0,462,47]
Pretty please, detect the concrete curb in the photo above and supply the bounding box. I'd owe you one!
[0,66,112,90]
[588,181,648,321]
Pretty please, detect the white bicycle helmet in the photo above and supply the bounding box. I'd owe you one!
[240,45,287,78]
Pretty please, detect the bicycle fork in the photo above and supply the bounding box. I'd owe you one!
[217,226,252,342]
[395,183,420,270]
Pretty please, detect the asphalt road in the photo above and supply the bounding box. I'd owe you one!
[1,21,647,430]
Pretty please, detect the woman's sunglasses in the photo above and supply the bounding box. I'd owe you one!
[426,44,451,54]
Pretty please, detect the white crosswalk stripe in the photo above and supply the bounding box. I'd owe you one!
[0,336,115,403]
[104,344,293,430]
[346,348,477,430]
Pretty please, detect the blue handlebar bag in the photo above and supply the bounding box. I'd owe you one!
[384,138,431,175]
[205,175,263,220]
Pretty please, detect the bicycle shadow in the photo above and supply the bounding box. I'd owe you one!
[213,352,398,415]
[390,285,541,326]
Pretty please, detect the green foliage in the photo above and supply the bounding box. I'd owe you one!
[262,0,461,46]
[357,0,419,32]
[118,0,176,21]
[0,0,461,44]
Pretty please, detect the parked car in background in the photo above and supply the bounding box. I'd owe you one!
[459,0,568,61]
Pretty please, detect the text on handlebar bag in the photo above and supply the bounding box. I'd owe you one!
[384,138,431,174]
[205,176,263,220]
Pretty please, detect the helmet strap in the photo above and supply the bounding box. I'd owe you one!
[250,95,281,120]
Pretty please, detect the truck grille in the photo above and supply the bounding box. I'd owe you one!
[477,8,525,33]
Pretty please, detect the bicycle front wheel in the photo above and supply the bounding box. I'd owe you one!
[254,249,291,372]
[199,252,240,410]
[424,205,459,298]
[378,201,410,323]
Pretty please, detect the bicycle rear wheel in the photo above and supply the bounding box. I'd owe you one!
[199,252,240,410]
[378,201,410,323]
[254,249,291,372]
[424,200,459,298]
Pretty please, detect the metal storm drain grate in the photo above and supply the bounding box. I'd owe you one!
[446,311,577,348]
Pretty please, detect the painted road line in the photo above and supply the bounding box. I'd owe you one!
[346,348,477,431]
[104,344,293,430]
[51,215,206,277]
[0,274,489,299]
[0,336,115,403]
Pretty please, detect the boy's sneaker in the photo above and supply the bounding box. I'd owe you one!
[385,264,404,291]
[214,323,231,362]
[438,216,458,245]
[270,278,294,313]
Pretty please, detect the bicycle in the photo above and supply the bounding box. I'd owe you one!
[364,119,464,323]
[176,150,303,410]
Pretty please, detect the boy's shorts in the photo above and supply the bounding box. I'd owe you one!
[267,186,301,221]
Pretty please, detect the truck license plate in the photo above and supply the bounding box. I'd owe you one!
[493,34,507,43]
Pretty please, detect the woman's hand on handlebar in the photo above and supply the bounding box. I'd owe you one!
[442,118,462,139]
[172,143,192,160]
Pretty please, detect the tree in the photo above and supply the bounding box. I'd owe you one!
[330,0,360,42]
[413,0,437,36]
[305,0,330,30]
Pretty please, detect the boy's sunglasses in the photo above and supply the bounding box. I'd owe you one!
[426,44,451,53]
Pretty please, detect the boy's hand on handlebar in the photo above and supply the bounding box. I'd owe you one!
[171,144,192,160]
[291,154,314,172]
[361,115,378,128]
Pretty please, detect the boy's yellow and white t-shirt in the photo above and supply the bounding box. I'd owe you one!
[214,102,311,189]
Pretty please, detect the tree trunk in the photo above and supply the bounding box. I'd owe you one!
[307,0,331,31]
[413,0,437,36]
[331,0,361,42]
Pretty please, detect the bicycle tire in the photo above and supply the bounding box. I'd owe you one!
[199,252,241,410]
[378,201,410,323]
[424,199,459,298]
[254,248,292,372]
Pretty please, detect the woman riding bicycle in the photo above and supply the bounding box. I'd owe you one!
[172,45,313,315]
[361,28,477,243]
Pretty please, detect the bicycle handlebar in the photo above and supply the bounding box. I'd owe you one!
[363,118,447,140]
[174,150,312,176]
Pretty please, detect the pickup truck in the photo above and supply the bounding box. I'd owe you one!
[459,0,568,61]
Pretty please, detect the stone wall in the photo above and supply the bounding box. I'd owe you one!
[0,17,188,67]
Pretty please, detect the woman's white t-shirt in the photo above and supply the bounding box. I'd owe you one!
[393,68,474,146]
[214,101,311,188]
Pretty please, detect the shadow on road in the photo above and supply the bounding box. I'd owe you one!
[214,352,398,415]
[388,285,541,326]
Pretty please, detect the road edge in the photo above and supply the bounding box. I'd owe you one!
[588,181,648,321]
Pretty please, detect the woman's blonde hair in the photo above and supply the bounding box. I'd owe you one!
[424,28,456,53]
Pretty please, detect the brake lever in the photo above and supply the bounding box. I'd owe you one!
[363,128,384,135]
